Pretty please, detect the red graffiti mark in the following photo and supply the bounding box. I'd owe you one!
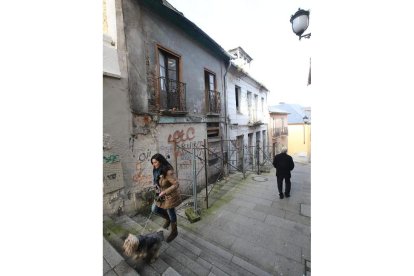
[168,127,195,143]
[143,115,151,124]
[132,162,152,185]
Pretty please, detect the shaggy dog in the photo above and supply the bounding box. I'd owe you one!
[122,230,164,264]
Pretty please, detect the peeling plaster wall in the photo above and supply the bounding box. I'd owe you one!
[123,0,226,114]
[129,119,207,195]
[117,120,208,215]
[103,0,134,215]
[121,0,149,113]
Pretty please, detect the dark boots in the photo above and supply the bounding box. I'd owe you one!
[166,222,178,243]
[159,211,171,229]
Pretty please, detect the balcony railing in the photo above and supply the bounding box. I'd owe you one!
[158,77,186,112]
[273,127,289,137]
[207,90,221,114]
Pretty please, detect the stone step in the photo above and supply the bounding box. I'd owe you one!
[118,214,208,275]
[103,236,140,276]
[133,214,272,276]
[110,214,273,276]
[130,214,210,275]
[177,226,271,276]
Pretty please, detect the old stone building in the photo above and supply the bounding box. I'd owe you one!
[103,0,233,215]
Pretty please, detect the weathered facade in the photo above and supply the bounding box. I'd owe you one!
[268,107,289,156]
[103,0,232,215]
[226,47,270,172]
[269,103,311,163]
[103,0,132,215]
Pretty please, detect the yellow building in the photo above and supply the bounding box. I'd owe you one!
[269,103,311,163]
[287,123,311,163]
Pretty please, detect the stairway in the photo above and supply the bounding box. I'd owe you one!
[104,214,272,276]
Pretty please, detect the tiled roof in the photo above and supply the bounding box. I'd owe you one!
[145,0,233,61]
[268,103,311,124]
[268,107,290,114]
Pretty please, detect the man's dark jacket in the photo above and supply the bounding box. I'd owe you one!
[273,152,295,177]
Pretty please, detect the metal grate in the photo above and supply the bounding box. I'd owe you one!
[207,90,221,113]
[158,77,187,111]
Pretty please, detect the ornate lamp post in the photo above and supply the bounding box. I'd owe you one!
[290,8,311,85]
[290,8,311,40]
[303,115,309,144]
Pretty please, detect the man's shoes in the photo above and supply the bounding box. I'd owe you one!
[279,194,284,199]
[285,193,290,198]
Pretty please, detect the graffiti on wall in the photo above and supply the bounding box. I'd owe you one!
[129,126,207,191]
[176,140,204,160]
[103,158,125,194]
[108,190,121,204]
[131,147,154,186]
[132,160,152,186]
[166,127,204,159]
[137,148,152,162]
[164,126,206,186]
[167,127,195,143]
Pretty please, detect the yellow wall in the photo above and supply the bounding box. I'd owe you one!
[288,124,311,162]
[103,0,108,34]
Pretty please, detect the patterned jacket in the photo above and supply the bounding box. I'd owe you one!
[156,169,182,209]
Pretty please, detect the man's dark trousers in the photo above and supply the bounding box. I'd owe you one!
[277,175,291,196]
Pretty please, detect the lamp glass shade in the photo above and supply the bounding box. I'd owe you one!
[292,14,309,36]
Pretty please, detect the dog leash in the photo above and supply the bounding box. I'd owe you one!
[140,210,153,234]
[139,186,163,234]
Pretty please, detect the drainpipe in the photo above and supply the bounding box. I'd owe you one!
[223,59,231,177]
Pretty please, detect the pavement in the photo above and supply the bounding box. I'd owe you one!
[103,162,311,275]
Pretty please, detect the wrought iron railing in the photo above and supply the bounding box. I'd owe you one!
[207,90,221,113]
[273,127,289,137]
[158,77,186,111]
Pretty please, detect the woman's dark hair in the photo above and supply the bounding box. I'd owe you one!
[151,153,173,177]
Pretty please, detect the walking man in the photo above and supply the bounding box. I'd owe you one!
[272,145,295,199]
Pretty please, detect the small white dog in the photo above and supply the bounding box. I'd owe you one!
[122,230,164,264]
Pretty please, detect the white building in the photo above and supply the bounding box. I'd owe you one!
[226,47,270,172]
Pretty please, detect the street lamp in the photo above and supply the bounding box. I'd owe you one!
[303,115,309,144]
[290,8,311,85]
[290,8,311,40]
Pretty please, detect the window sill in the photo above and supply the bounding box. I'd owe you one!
[160,110,188,116]
[206,112,220,117]
[207,137,222,143]
[103,36,121,78]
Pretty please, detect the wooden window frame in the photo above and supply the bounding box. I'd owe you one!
[155,44,183,110]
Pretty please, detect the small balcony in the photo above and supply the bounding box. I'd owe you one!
[273,127,289,137]
[158,77,187,113]
[207,90,221,114]
[248,120,264,127]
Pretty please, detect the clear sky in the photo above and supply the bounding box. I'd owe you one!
[167,0,312,107]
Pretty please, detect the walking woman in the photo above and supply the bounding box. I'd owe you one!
[151,153,182,243]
